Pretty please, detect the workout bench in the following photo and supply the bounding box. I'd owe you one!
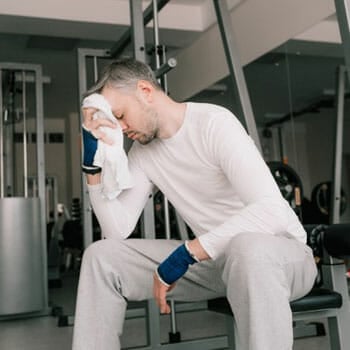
[208,224,350,350]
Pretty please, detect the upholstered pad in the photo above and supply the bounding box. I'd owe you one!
[208,288,342,315]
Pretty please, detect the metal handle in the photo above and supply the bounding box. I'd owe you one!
[0,69,4,198]
[22,71,28,198]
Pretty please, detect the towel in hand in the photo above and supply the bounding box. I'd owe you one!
[82,93,133,199]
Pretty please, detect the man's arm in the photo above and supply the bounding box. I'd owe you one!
[86,173,102,185]
[153,238,210,314]
[197,112,304,259]
[81,107,153,239]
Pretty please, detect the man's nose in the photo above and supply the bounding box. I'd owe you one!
[118,119,127,130]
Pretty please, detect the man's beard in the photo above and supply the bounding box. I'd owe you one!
[137,132,156,145]
[136,103,158,145]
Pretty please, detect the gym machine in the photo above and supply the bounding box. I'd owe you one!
[0,63,49,318]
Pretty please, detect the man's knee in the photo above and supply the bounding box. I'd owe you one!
[82,239,124,266]
[225,233,280,263]
[220,233,286,283]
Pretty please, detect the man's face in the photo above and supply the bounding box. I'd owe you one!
[102,84,159,145]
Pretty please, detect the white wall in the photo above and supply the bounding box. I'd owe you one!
[168,0,336,100]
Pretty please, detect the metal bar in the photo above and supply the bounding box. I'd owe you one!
[174,212,189,240]
[213,0,262,153]
[152,0,161,69]
[109,0,170,58]
[331,66,346,224]
[155,58,177,79]
[4,71,15,196]
[0,69,4,198]
[130,0,146,62]
[77,48,109,248]
[278,126,285,162]
[34,65,48,312]
[153,27,179,337]
[146,299,162,348]
[77,48,94,249]
[93,56,98,82]
[22,71,28,198]
[334,0,350,85]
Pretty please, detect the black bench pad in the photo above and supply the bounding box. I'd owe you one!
[208,288,342,315]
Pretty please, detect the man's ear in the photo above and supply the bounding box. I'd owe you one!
[137,80,154,103]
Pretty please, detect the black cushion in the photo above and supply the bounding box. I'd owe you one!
[208,288,342,315]
[290,288,342,312]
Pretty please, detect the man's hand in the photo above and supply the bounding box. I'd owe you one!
[82,107,116,144]
[153,273,175,314]
[81,107,118,175]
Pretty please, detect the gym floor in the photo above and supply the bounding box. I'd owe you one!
[0,270,345,350]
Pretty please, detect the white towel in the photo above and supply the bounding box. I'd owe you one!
[82,93,133,199]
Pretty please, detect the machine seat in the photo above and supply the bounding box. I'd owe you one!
[208,288,342,315]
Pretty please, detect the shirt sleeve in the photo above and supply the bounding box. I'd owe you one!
[198,112,299,259]
[88,144,154,240]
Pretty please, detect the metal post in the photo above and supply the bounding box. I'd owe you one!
[109,0,171,58]
[77,48,110,248]
[213,0,262,153]
[22,71,28,198]
[331,66,346,224]
[155,57,177,80]
[78,49,93,249]
[334,0,350,85]
[93,56,98,82]
[152,0,161,69]
[150,2,179,338]
[34,64,48,312]
[0,70,3,198]
[130,0,146,62]
[4,73,15,196]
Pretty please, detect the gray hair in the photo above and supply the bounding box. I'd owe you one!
[85,58,162,96]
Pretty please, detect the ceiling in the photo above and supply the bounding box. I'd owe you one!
[0,1,347,128]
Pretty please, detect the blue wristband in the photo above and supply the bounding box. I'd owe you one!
[82,126,101,174]
[157,244,197,285]
[82,126,98,166]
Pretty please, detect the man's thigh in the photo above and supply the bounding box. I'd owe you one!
[89,238,226,302]
[216,233,317,301]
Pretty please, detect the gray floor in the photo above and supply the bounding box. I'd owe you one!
[0,271,337,350]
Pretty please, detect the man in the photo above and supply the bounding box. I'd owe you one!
[72,58,317,350]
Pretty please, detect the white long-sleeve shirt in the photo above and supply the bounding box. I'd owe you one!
[88,102,306,259]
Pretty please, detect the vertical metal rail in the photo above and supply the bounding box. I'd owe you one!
[129,0,162,346]
[151,0,179,339]
[77,48,110,249]
[22,71,28,198]
[77,49,93,249]
[152,0,161,69]
[331,66,346,224]
[334,0,350,85]
[109,0,170,58]
[213,0,262,153]
[0,69,4,198]
[34,64,49,312]
[130,0,146,63]
[93,56,98,82]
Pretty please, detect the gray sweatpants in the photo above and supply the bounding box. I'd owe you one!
[72,233,317,350]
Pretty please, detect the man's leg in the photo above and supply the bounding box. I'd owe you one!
[72,238,225,350]
[219,233,317,350]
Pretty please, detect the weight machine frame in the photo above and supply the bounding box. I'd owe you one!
[0,62,49,319]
